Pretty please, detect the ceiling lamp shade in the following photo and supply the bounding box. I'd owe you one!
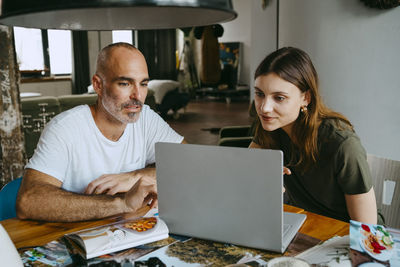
[0,0,237,30]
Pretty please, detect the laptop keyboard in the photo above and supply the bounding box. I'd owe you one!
[283,224,291,236]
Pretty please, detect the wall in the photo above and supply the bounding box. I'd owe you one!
[88,31,113,77]
[249,0,277,101]
[220,0,252,85]
[220,0,277,98]
[279,0,400,160]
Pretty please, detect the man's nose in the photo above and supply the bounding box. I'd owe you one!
[130,84,141,100]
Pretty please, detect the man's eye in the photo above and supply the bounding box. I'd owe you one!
[119,82,129,87]
[141,83,148,87]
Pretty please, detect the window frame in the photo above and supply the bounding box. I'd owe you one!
[14,28,72,80]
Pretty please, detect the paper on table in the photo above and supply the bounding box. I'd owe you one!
[296,235,351,267]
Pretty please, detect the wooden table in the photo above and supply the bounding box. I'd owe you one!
[1,205,349,250]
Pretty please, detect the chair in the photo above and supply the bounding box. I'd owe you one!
[0,177,22,221]
[219,125,252,139]
[216,100,256,148]
[0,224,23,266]
[21,96,61,158]
[57,94,98,112]
[367,154,400,228]
[218,136,253,148]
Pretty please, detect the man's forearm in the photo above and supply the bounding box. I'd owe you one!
[17,183,130,222]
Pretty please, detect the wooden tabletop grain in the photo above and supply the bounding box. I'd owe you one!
[0,205,349,249]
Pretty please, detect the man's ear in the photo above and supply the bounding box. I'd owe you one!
[92,74,103,97]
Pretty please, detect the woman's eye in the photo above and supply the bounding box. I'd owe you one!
[255,91,264,97]
[274,96,285,102]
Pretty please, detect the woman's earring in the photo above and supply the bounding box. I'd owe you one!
[300,105,308,113]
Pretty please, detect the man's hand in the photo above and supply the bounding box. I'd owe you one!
[123,178,158,215]
[84,167,156,195]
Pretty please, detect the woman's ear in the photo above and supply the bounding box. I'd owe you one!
[303,90,311,106]
[92,74,103,97]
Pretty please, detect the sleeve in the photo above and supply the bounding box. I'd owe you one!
[25,122,70,183]
[142,106,184,165]
[335,136,372,195]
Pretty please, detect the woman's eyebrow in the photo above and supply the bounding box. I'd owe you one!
[254,86,289,95]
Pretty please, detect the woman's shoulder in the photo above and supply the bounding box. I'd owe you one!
[318,118,357,144]
[318,119,367,161]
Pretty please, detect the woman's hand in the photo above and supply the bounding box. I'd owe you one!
[282,167,291,193]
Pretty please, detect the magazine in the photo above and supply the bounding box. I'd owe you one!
[64,216,169,259]
[136,232,320,266]
[349,220,400,266]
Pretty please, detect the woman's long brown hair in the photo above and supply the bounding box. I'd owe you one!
[254,47,353,171]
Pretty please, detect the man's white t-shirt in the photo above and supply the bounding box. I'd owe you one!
[26,105,183,193]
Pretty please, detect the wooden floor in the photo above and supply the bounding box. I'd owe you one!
[165,98,253,145]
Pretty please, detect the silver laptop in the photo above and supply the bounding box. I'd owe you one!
[155,143,306,253]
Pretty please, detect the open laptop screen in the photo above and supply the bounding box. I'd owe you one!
[155,143,288,251]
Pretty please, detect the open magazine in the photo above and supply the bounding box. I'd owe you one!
[64,216,168,259]
[350,220,400,266]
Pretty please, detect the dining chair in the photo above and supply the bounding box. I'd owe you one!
[0,224,23,266]
[218,136,253,148]
[219,125,252,139]
[0,177,22,221]
[367,154,400,228]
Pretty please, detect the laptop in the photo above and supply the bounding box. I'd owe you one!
[155,143,306,253]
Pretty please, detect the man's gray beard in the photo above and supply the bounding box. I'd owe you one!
[127,112,140,122]
[102,96,142,124]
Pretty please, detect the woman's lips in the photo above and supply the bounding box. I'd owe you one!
[260,115,276,122]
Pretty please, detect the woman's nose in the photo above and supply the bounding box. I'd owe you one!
[261,98,273,113]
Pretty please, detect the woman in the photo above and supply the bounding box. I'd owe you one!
[250,47,377,223]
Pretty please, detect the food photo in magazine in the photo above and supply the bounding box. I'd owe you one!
[349,220,400,266]
[64,216,168,259]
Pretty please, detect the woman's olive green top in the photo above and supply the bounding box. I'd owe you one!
[254,119,372,222]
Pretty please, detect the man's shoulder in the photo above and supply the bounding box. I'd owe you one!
[46,105,90,130]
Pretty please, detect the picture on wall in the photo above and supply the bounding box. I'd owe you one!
[219,42,242,89]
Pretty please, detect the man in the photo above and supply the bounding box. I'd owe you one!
[16,42,185,222]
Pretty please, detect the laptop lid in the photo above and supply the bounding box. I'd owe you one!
[155,143,305,253]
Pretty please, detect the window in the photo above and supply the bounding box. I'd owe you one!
[13,27,44,71]
[13,26,72,76]
[48,30,72,75]
[112,30,133,45]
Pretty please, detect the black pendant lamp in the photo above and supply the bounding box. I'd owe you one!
[0,0,237,30]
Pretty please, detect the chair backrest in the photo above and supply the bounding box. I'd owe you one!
[0,177,22,221]
[219,125,252,139]
[218,136,253,148]
[21,96,61,158]
[0,224,23,266]
[367,154,400,228]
